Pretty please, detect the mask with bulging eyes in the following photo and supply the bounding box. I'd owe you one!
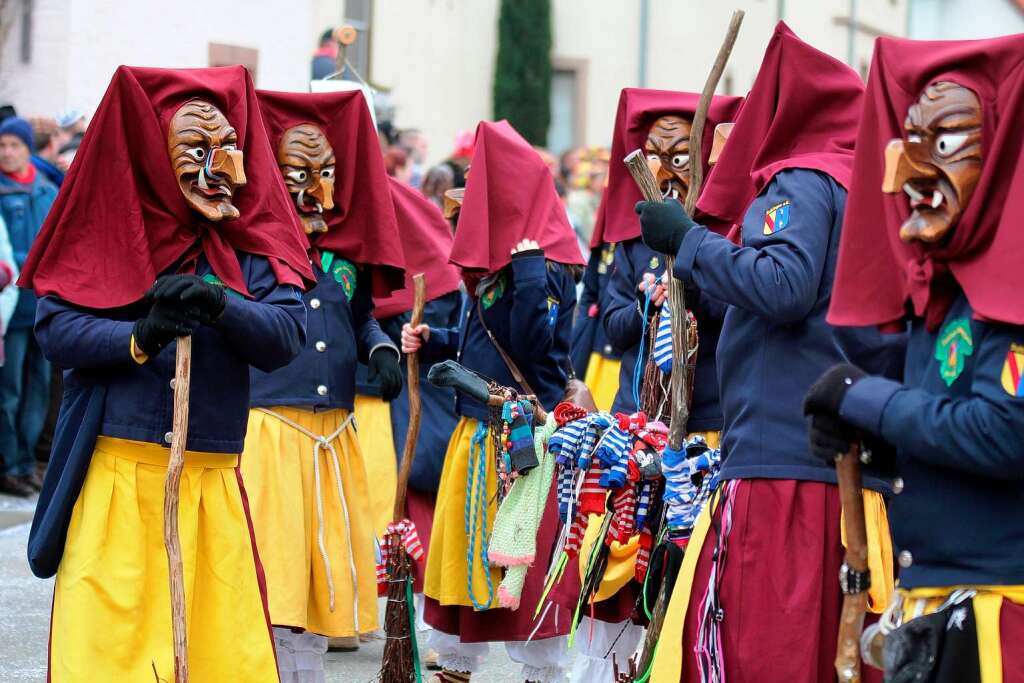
[644,115,693,202]
[882,81,983,244]
[167,99,246,222]
[276,123,336,234]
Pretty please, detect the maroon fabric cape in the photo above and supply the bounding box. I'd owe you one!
[373,177,462,319]
[450,120,585,275]
[19,66,314,308]
[696,22,864,234]
[591,88,743,247]
[828,33,1024,331]
[256,88,405,297]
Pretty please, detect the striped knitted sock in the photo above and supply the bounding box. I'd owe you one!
[429,670,471,682]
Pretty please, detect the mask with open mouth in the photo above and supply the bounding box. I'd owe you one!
[276,123,336,234]
[882,81,982,244]
[644,115,692,201]
[167,99,246,221]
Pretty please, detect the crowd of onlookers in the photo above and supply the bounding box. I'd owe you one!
[378,121,610,255]
[0,106,84,497]
[0,93,611,498]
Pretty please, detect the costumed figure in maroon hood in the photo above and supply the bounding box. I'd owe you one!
[555,87,742,682]
[240,88,406,671]
[638,24,903,682]
[806,33,1024,682]
[20,65,313,682]
[401,120,585,683]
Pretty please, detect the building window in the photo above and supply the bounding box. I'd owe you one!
[548,57,588,156]
[19,0,33,64]
[345,0,373,80]
[208,43,260,84]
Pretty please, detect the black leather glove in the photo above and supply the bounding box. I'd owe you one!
[148,274,227,325]
[368,348,403,401]
[635,199,696,255]
[803,363,867,463]
[133,299,201,356]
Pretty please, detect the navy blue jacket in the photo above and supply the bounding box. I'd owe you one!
[841,291,1024,588]
[36,254,307,453]
[570,243,622,377]
[423,254,577,420]
[252,253,395,411]
[674,169,904,484]
[357,290,464,492]
[0,170,58,328]
[604,238,726,432]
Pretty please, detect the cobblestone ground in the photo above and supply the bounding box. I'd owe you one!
[0,493,525,682]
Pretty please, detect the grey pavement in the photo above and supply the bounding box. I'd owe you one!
[0,494,526,682]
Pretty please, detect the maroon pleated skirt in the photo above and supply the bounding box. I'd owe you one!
[423,480,571,643]
[406,487,436,594]
[678,478,883,683]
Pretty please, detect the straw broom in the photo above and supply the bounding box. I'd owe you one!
[380,274,427,683]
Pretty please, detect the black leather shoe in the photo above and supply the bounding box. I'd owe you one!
[0,475,34,498]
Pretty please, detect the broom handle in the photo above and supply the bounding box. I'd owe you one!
[165,336,192,683]
[393,274,427,521]
[836,444,868,683]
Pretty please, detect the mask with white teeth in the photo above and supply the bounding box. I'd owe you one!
[276,123,336,234]
[167,99,247,222]
[882,81,983,244]
[644,115,693,203]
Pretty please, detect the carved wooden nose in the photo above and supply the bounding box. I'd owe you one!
[882,140,914,193]
[209,148,247,186]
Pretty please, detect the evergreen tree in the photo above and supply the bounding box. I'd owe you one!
[493,0,552,146]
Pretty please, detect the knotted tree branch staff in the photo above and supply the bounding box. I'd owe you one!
[623,10,744,679]
[165,337,192,683]
[381,274,427,683]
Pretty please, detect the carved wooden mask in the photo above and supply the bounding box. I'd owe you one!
[276,123,336,234]
[167,99,246,222]
[644,115,693,201]
[882,81,982,243]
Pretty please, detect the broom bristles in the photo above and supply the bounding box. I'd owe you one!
[379,531,418,683]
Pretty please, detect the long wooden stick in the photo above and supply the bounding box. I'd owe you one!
[392,274,426,521]
[835,445,869,683]
[164,336,192,683]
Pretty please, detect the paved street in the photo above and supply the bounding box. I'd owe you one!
[0,494,524,682]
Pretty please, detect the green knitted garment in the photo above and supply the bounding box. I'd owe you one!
[488,413,558,609]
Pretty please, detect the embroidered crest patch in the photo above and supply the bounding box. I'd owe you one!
[320,251,356,301]
[648,256,660,270]
[481,275,506,309]
[934,318,973,387]
[201,273,243,299]
[1000,343,1024,397]
[763,200,791,235]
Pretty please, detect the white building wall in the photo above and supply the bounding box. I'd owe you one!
[909,0,1024,38]
[0,0,72,115]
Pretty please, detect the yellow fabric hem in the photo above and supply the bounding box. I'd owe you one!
[354,394,398,538]
[584,352,622,413]
[94,435,238,468]
[840,489,894,613]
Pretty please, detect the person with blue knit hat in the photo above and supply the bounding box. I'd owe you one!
[0,116,57,498]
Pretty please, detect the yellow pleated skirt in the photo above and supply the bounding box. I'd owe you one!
[240,407,378,637]
[49,436,278,683]
[353,394,398,537]
[584,352,622,413]
[423,416,502,609]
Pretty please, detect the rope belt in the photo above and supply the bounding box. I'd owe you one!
[256,408,359,630]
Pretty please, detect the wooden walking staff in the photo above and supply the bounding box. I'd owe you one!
[380,273,427,683]
[835,443,870,683]
[624,11,744,678]
[164,337,193,682]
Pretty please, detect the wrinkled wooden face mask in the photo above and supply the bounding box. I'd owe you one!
[644,115,693,202]
[276,123,336,234]
[883,81,982,244]
[167,99,246,222]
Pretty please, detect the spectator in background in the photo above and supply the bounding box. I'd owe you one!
[29,117,66,187]
[565,146,609,249]
[0,117,57,497]
[0,105,15,124]
[384,145,412,185]
[55,108,86,140]
[420,163,454,208]
[311,28,338,80]
[397,128,428,189]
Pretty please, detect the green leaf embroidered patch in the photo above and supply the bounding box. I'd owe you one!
[481,275,506,309]
[320,251,357,301]
[201,273,244,299]
[934,317,973,387]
